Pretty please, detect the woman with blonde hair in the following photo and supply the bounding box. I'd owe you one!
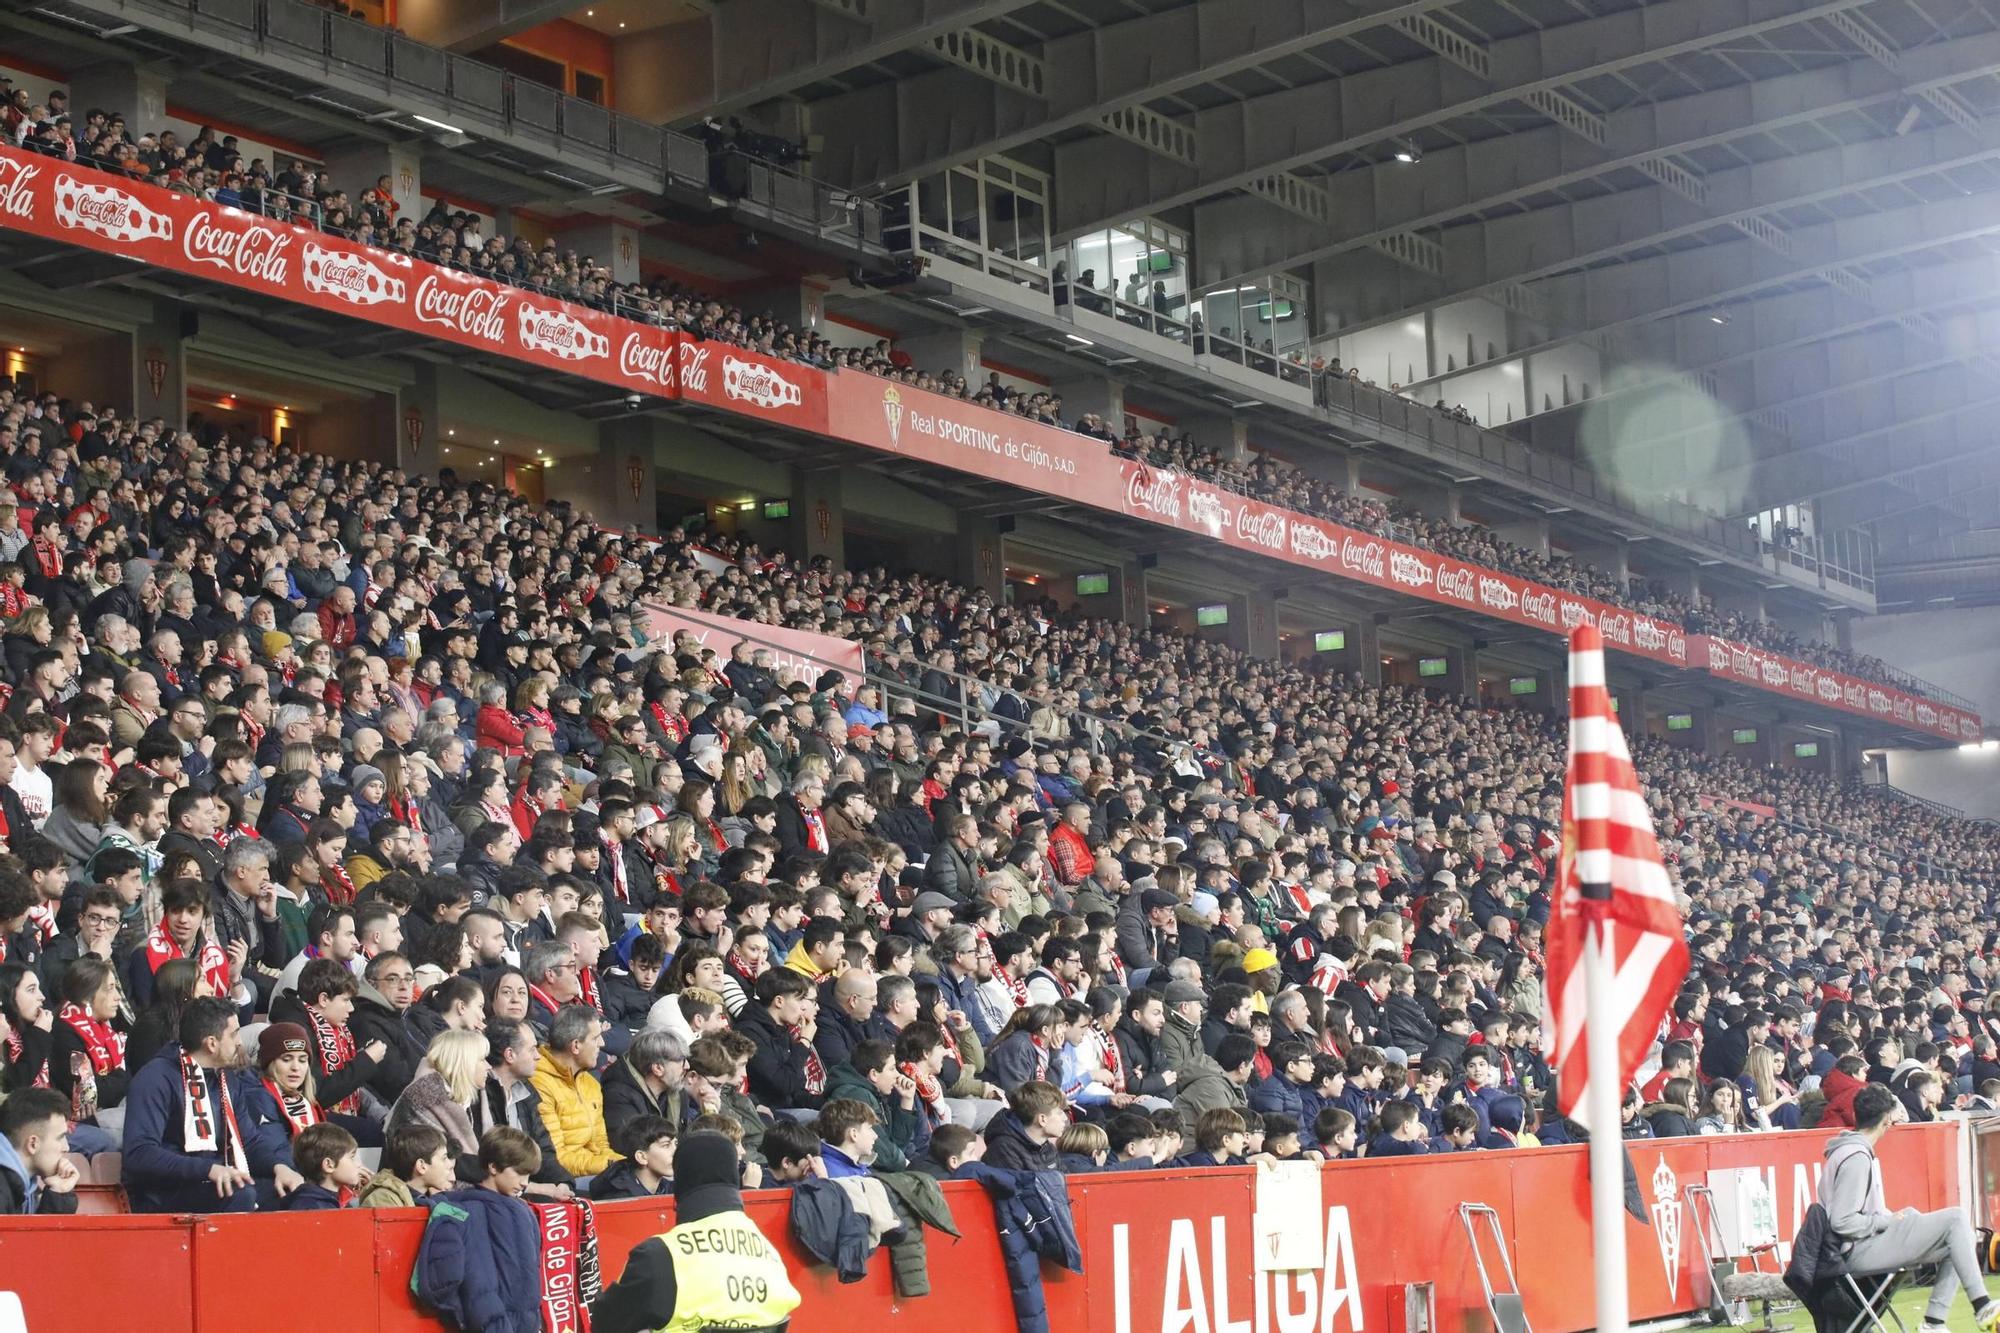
[1743,1044,1799,1131]
[385,1028,485,1156]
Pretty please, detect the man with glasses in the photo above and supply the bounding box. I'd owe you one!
[164,697,212,787]
[351,950,428,1104]
[933,923,999,1045]
[522,940,583,1039]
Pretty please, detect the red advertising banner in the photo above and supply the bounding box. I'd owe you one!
[1692,634,1975,743]
[824,371,1691,669]
[643,600,863,683]
[0,1124,1962,1333]
[675,338,828,436]
[0,146,683,401]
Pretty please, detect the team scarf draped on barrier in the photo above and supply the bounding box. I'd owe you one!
[1544,624,1689,1131]
[531,1198,601,1333]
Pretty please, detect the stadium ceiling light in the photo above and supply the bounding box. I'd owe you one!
[1708,310,1731,325]
[1064,334,1095,346]
[1392,143,1422,164]
[414,115,464,134]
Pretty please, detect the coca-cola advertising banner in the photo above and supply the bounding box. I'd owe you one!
[1691,634,1975,743]
[675,339,827,436]
[0,145,684,401]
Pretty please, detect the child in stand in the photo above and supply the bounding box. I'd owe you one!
[760,1119,826,1186]
[1315,1106,1358,1159]
[590,1115,675,1202]
[1176,1108,1249,1168]
[816,1098,881,1179]
[1056,1121,1109,1173]
[1438,1103,1481,1152]
[917,1123,983,1181]
[476,1127,542,1197]
[286,1122,364,1210]
[1365,1099,1430,1158]
[1263,1114,1321,1161]
[1106,1113,1158,1171]
[689,1112,762,1189]
[359,1123,454,1208]
[1148,1108,1184,1164]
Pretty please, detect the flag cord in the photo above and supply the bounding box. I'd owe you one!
[1585,919,1630,1333]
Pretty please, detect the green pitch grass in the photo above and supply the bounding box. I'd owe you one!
[1748,1272,2000,1333]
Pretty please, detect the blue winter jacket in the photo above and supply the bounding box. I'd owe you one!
[411,1188,544,1333]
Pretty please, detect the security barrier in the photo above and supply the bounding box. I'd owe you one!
[0,1123,1960,1333]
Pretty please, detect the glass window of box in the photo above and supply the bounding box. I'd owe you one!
[1059,218,1191,342]
[889,157,1052,292]
[1196,273,1310,381]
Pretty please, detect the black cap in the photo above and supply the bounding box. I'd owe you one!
[674,1131,745,1223]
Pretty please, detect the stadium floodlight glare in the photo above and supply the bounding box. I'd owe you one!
[1064,334,1095,346]
[1392,143,1422,164]
[414,115,464,135]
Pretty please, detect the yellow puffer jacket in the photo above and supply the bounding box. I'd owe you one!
[530,1048,613,1177]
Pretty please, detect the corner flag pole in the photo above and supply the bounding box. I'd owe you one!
[1583,919,1629,1333]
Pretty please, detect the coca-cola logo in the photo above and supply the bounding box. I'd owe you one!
[1340,537,1385,579]
[1559,599,1593,630]
[1598,611,1631,645]
[1436,563,1477,603]
[1125,469,1183,521]
[0,159,41,221]
[679,342,712,394]
[413,274,508,344]
[302,240,404,306]
[1667,629,1686,661]
[1290,521,1338,561]
[1844,682,1867,708]
[1478,576,1518,612]
[1789,666,1816,694]
[618,332,674,388]
[54,173,172,243]
[1187,486,1229,531]
[184,212,291,284]
[1389,551,1433,589]
[1731,646,1756,677]
[723,355,802,410]
[1235,506,1286,552]
[1521,591,1558,626]
[1893,697,1915,722]
[516,302,607,361]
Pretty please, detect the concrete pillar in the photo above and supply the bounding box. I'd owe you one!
[1661,564,1702,607]
[740,282,831,337]
[1404,483,1460,525]
[1356,616,1384,686]
[131,306,187,426]
[1613,681,1645,729]
[324,143,424,226]
[1490,517,1550,561]
[1116,559,1151,627]
[956,513,1004,598]
[896,328,982,384]
[1571,538,1629,586]
[397,361,445,480]
[1439,644,1477,698]
[790,466,844,567]
[558,220,642,287]
[1225,590,1280,659]
[1832,611,1854,653]
[583,416,659,534]
[1180,411,1248,464]
[1708,582,1765,625]
[68,62,168,135]
[1050,374,1120,426]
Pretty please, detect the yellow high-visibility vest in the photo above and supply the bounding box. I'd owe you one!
[653,1209,801,1333]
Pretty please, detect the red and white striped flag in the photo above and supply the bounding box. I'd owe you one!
[1545,624,1688,1131]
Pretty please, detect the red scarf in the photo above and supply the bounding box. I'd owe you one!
[799,804,827,854]
[321,864,357,906]
[530,1200,601,1333]
[795,1027,827,1097]
[145,922,232,997]
[528,981,563,1017]
[994,965,1029,1008]
[1096,1026,1125,1094]
[649,702,687,744]
[181,1049,247,1173]
[263,1076,321,1135]
[578,967,602,1014]
[602,837,629,902]
[1029,1033,1050,1082]
[306,1007,362,1115]
[30,536,60,579]
[58,1002,125,1076]
[900,1060,945,1114]
[3,1026,48,1088]
[703,818,726,854]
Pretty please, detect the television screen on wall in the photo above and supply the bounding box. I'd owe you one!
[1508,677,1537,696]
[1418,657,1448,678]
[1196,604,1229,627]
[1666,714,1693,731]
[1794,742,1819,758]
[1732,728,1758,744]
[1313,630,1346,652]
[1075,572,1110,596]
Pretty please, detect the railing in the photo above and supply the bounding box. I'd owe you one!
[878,187,1051,296]
[710,149,884,251]
[1055,278,1191,345]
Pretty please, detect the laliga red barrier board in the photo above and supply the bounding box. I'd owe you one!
[0,1124,1959,1333]
[1691,634,1975,744]
[0,146,683,402]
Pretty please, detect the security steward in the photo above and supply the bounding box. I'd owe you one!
[593,1130,802,1333]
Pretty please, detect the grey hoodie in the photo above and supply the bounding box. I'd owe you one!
[1821,1130,1892,1241]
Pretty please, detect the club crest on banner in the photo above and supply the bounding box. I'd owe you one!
[1651,1157,1682,1299]
[882,386,903,445]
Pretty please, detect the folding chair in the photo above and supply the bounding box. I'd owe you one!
[1686,1181,1796,1331]
[1458,1202,1531,1333]
[1833,1270,1907,1333]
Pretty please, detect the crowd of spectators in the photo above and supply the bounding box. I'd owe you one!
[0,361,1993,1239]
[0,76,1939,698]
